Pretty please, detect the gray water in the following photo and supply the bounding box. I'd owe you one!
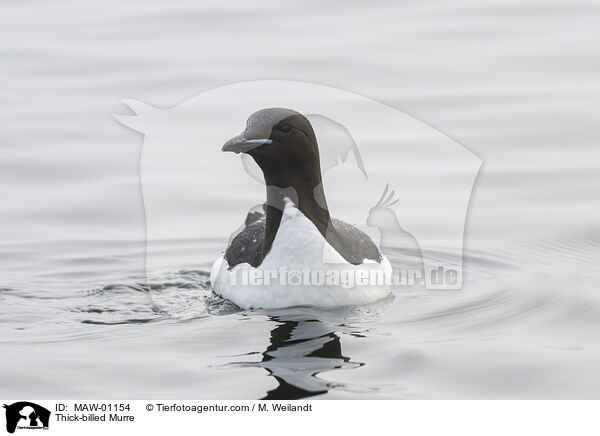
[1,0,600,399]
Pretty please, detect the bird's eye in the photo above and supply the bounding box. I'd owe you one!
[279,124,292,133]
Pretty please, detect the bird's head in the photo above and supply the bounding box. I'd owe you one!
[222,108,321,187]
[367,184,399,229]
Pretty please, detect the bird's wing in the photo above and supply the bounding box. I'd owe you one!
[331,218,382,264]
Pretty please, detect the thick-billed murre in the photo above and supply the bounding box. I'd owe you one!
[210,108,392,309]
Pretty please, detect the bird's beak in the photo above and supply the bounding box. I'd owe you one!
[221,134,272,154]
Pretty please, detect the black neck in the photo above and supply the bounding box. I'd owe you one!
[259,174,332,264]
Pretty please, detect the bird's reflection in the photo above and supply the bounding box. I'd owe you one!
[226,313,368,399]
[259,317,361,399]
[219,299,392,399]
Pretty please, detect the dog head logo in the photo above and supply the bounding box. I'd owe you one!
[3,402,50,434]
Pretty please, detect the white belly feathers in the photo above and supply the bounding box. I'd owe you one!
[211,200,392,309]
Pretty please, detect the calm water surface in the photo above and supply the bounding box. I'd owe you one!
[1,0,600,399]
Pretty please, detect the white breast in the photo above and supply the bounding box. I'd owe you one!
[211,200,392,309]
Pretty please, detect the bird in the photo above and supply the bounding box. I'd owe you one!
[367,184,424,276]
[210,108,392,309]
